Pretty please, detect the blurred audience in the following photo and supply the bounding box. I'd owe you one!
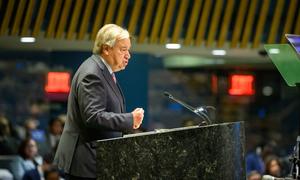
[42,115,65,163]
[247,170,262,180]
[0,116,20,155]
[16,117,41,140]
[246,146,265,175]
[16,138,54,180]
[0,168,14,180]
[47,116,64,151]
[44,168,62,180]
[264,155,282,178]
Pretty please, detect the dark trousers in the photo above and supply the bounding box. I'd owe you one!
[65,174,96,180]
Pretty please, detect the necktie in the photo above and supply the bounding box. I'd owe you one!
[111,73,117,84]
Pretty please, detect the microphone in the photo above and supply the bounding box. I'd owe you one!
[163,91,214,125]
[262,175,295,180]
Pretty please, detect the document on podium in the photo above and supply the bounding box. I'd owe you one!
[264,44,300,87]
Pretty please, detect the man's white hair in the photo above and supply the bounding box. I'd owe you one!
[93,24,130,54]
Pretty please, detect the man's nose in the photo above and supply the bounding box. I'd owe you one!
[126,51,131,59]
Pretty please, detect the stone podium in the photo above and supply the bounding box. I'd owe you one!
[96,122,245,179]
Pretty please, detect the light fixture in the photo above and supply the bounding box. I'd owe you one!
[212,49,226,56]
[165,43,181,49]
[20,37,36,43]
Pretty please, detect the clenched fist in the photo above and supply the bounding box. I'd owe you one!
[132,108,144,129]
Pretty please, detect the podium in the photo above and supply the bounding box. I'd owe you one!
[96,122,245,179]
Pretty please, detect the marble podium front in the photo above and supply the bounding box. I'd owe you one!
[96,122,245,179]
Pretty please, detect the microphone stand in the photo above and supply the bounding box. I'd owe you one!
[163,91,215,125]
[289,83,300,180]
[289,136,300,179]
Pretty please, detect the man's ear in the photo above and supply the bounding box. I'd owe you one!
[102,45,110,55]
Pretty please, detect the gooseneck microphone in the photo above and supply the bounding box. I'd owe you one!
[163,91,214,125]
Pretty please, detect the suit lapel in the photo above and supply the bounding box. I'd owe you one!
[91,55,124,110]
[102,69,124,105]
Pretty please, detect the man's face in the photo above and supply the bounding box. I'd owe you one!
[107,38,131,72]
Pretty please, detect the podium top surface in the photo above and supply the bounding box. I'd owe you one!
[264,44,300,87]
[97,122,243,142]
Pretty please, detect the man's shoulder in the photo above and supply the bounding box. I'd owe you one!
[74,55,104,81]
[80,55,104,70]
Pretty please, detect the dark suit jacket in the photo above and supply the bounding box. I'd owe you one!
[54,55,133,178]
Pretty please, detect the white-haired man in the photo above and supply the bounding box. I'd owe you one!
[54,24,144,179]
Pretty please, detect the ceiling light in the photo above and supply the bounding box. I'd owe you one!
[212,49,226,56]
[20,37,36,43]
[165,43,181,49]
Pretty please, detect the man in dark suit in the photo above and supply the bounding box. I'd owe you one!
[54,24,144,179]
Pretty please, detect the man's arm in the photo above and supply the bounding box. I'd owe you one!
[78,74,134,131]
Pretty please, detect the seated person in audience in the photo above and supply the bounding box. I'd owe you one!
[246,146,265,175]
[44,168,62,180]
[16,138,52,180]
[45,116,64,157]
[264,155,282,178]
[0,116,20,155]
[38,116,65,164]
[15,117,38,140]
[0,168,13,180]
[17,117,50,157]
[247,170,262,180]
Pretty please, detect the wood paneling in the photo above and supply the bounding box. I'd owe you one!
[171,0,188,43]
[217,0,234,48]
[160,0,176,44]
[67,0,84,40]
[11,0,26,35]
[0,0,15,35]
[150,0,167,43]
[32,0,48,37]
[195,0,212,46]
[231,0,248,48]
[128,0,142,35]
[138,0,155,43]
[267,0,284,44]
[116,0,128,26]
[184,0,202,46]
[252,0,270,48]
[240,0,257,48]
[21,0,35,36]
[46,0,63,38]
[91,0,107,40]
[280,0,297,43]
[0,0,299,49]
[206,0,223,47]
[78,0,94,40]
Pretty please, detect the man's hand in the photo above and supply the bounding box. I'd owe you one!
[132,108,144,129]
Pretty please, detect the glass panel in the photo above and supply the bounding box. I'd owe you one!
[264,44,300,87]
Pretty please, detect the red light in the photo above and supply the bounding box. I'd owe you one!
[229,75,255,95]
[45,72,70,93]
